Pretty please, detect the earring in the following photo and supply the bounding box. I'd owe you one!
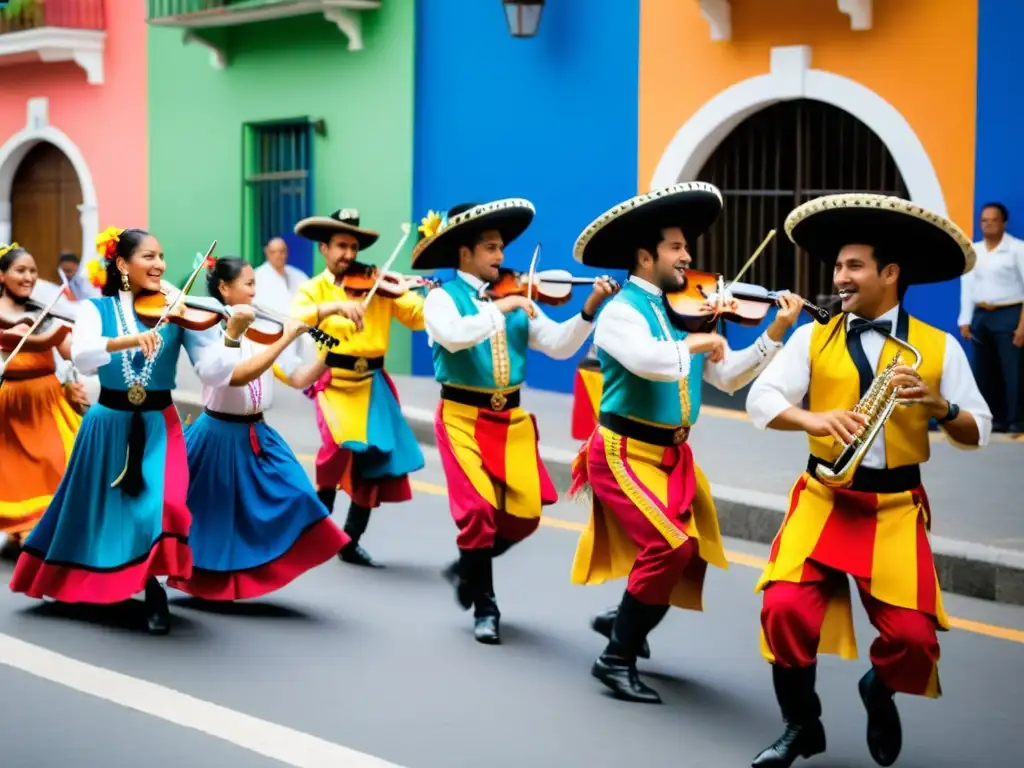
[120,271,130,292]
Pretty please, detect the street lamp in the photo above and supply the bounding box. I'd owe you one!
[502,0,545,38]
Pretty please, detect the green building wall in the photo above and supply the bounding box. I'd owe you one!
[147,7,416,372]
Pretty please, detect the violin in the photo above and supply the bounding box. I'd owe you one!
[133,286,341,350]
[0,282,78,353]
[480,268,617,307]
[663,269,832,333]
[335,262,441,299]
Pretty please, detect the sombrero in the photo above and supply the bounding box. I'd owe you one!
[785,194,975,285]
[573,182,724,269]
[294,208,379,250]
[411,198,535,271]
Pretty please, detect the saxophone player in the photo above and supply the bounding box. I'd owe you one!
[744,194,992,768]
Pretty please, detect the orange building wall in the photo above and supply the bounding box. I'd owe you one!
[638,0,978,238]
[0,0,148,237]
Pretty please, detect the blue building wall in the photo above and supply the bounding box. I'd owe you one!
[411,0,640,394]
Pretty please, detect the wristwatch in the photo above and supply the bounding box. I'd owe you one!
[936,400,960,423]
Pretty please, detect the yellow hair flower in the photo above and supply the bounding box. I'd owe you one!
[96,226,124,259]
[86,258,107,289]
[418,210,445,239]
[0,241,20,259]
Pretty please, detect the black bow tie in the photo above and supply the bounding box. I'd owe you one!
[848,318,892,337]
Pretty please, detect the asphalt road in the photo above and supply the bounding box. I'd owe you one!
[2,441,1024,767]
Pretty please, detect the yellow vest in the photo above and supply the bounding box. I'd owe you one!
[807,312,946,468]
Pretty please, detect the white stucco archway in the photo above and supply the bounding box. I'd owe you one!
[0,97,99,265]
[650,45,947,216]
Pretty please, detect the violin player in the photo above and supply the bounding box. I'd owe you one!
[744,195,992,768]
[565,182,803,704]
[413,199,616,645]
[9,227,255,636]
[289,208,426,569]
[0,243,86,560]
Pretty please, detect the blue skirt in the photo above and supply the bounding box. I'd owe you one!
[166,411,349,600]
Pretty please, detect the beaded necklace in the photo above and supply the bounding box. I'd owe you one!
[114,295,163,406]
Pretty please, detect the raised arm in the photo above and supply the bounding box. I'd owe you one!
[934,333,992,449]
[526,306,593,360]
[423,288,502,353]
[593,301,691,382]
[391,289,426,332]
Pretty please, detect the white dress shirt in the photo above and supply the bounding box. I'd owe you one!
[255,262,308,315]
[746,304,993,467]
[70,291,237,389]
[593,275,783,394]
[423,271,594,360]
[202,335,302,415]
[958,234,1024,326]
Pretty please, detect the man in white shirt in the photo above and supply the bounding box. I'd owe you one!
[254,237,311,360]
[746,194,992,768]
[958,202,1024,432]
[413,199,616,646]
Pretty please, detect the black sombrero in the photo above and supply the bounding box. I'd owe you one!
[411,198,535,271]
[785,194,975,285]
[573,182,724,269]
[294,208,379,250]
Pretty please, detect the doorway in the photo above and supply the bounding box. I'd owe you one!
[10,142,83,282]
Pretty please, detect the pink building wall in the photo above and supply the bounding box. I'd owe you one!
[0,0,148,267]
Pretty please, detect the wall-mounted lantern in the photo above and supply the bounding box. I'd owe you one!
[502,0,544,38]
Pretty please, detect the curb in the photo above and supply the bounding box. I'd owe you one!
[173,394,1024,607]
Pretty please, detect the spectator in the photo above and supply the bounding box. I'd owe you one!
[254,237,311,359]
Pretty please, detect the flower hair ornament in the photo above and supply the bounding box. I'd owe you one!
[96,226,124,261]
[0,241,20,260]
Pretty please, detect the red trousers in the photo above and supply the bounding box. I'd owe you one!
[761,571,941,696]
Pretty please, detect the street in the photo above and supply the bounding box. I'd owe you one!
[2,440,1023,767]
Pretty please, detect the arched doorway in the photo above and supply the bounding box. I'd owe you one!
[694,98,908,307]
[10,142,83,282]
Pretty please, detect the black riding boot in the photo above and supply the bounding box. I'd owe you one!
[591,591,665,703]
[471,551,500,645]
[751,665,826,767]
[591,604,651,659]
[144,577,170,636]
[858,667,902,767]
[338,503,383,568]
[316,487,337,513]
[442,548,479,610]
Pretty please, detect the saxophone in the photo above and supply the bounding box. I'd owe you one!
[814,333,923,488]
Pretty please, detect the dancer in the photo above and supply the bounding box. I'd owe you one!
[567,182,803,703]
[167,257,350,601]
[9,227,254,635]
[0,244,87,559]
[291,208,425,568]
[745,194,991,767]
[414,199,617,644]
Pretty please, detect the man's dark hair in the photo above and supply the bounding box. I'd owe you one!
[981,202,1009,223]
[58,252,79,265]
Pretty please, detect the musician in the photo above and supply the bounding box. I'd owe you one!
[0,244,87,559]
[290,208,426,568]
[166,257,349,601]
[567,182,803,704]
[745,195,992,768]
[413,199,616,644]
[9,227,254,635]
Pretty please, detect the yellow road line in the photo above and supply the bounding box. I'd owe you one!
[299,458,1024,645]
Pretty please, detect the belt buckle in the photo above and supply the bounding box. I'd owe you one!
[672,426,689,445]
[353,356,369,374]
[489,391,507,411]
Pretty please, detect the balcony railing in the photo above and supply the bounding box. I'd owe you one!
[0,0,106,34]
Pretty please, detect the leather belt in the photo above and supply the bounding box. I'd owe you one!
[204,408,264,424]
[440,385,520,412]
[325,352,383,374]
[976,301,1023,311]
[805,456,921,494]
[99,387,172,412]
[599,411,690,446]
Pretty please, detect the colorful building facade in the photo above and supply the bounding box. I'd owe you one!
[1,0,1006,396]
[0,0,147,283]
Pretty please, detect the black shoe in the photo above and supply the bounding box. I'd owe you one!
[751,665,826,767]
[338,541,383,568]
[591,606,651,659]
[442,555,473,610]
[0,535,22,562]
[144,578,170,636]
[591,653,661,703]
[473,591,501,645]
[338,504,383,567]
[859,668,902,767]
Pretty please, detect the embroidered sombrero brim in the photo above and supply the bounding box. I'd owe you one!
[573,182,724,269]
[785,194,975,285]
[411,199,535,270]
[294,217,380,249]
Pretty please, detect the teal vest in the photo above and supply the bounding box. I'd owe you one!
[431,277,531,389]
[597,281,705,426]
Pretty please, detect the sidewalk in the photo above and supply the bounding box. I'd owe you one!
[173,357,1024,606]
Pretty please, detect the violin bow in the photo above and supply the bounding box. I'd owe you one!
[360,223,413,309]
[725,229,776,291]
[0,287,68,379]
[153,240,217,333]
[526,243,541,303]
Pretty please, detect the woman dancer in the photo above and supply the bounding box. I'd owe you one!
[0,244,87,559]
[9,227,254,635]
[168,257,349,601]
